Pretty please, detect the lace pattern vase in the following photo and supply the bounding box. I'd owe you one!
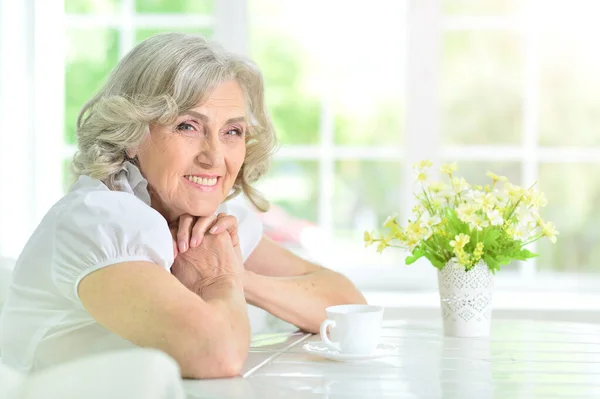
[438,259,494,337]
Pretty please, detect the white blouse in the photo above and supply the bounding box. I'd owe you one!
[0,163,263,373]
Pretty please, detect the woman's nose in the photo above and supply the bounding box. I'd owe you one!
[196,135,224,167]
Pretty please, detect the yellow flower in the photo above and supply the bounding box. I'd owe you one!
[376,239,389,253]
[541,221,559,243]
[406,221,432,241]
[454,249,471,268]
[363,231,375,247]
[383,215,397,229]
[416,172,428,182]
[413,159,433,171]
[440,162,458,175]
[404,236,420,251]
[487,171,508,182]
[449,233,470,251]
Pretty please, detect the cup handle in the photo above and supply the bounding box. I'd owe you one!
[320,319,339,350]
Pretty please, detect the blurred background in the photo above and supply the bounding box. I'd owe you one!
[1,0,600,320]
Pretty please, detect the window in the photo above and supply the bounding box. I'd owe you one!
[2,0,600,293]
[248,0,408,273]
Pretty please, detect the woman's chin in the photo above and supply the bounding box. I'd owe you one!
[186,204,220,217]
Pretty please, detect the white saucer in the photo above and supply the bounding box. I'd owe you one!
[302,341,398,362]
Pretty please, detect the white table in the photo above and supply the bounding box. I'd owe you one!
[183,318,600,399]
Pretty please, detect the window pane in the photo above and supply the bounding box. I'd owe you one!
[333,160,405,267]
[442,31,522,145]
[443,0,522,15]
[538,3,600,146]
[334,91,403,146]
[65,29,120,145]
[538,163,600,272]
[65,0,120,14]
[249,26,320,145]
[135,0,214,14]
[333,161,402,237]
[257,160,318,224]
[249,0,406,146]
[135,28,213,43]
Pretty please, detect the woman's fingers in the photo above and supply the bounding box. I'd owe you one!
[209,213,239,247]
[189,214,218,248]
[176,215,195,253]
[175,213,238,253]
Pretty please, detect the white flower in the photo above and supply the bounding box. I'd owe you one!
[463,189,484,202]
[482,193,499,213]
[468,214,490,231]
[420,213,442,228]
[427,181,449,193]
[452,177,471,193]
[456,203,476,223]
[504,182,526,202]
[528,189,548,208]
[491,189,509,209]
[436,189,455,200]
[514,205,538,226]
[486,209,504,226]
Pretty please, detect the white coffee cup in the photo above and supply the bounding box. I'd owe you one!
[319,304,384,354]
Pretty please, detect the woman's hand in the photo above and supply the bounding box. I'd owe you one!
[171,213,239,256]
[170,214,244,294]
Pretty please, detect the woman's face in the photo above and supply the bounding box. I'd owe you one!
[134,80,247,222]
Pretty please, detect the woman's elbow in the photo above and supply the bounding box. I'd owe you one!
[180,315,250,379]
[182,348,247,379]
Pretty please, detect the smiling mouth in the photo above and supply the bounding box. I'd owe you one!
[184,175,219,187]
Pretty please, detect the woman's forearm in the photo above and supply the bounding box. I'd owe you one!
[194,277,251,378]
[243,270,366,333]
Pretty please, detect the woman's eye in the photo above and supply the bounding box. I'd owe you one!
[226,128,244,137]
[176,122,196,132]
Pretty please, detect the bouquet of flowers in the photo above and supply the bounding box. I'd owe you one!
[364,160,558,273]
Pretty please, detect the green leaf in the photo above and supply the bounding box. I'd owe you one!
[483,254,500,271]
[425,253,445,269]
[405,248,425,265]
[483,230,501,247]
[515,248,538,260]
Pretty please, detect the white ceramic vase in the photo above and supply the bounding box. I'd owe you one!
[437,259,495,337]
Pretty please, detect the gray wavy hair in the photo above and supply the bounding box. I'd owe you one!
[73,32,277,212]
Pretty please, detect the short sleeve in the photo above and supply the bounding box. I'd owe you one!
[52,190,174,303]
[218,196,264,261]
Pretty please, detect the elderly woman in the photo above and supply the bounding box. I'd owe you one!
[0,33,366,378]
